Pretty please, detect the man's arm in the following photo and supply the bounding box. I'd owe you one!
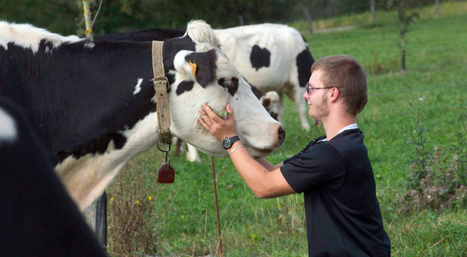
[198,103,295,198]
[227,141,294,198]
[256,158,284,171]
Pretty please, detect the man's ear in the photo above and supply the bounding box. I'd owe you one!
[330,87,340,102]
[185,49,218,87]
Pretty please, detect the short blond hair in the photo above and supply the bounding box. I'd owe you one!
[311,55,367,115]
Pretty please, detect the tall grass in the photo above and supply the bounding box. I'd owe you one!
[107,1,467,256]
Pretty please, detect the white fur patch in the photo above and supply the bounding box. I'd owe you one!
[186,20,222,51]
[133,78,144,95]
[0,21,81,53]
[0,108,17,143]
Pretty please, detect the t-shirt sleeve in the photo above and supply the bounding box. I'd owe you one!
[280,142,346,193]
[283,139,319,164]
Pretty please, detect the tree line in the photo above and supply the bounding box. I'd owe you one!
[0,0,446,35]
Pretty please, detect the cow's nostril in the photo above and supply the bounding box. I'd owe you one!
[277,127,286,146]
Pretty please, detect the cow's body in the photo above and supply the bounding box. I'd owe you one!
[0,20,285,211]
[0,98,107,256]
[96,23,315,130]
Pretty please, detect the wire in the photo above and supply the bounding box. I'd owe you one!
[91,0,103,28]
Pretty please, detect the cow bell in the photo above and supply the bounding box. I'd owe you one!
[158,164,175,183]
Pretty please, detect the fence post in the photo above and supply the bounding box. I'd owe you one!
[96,191,107,249]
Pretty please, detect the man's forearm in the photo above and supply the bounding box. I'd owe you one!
[228,141,294,198]
[256,158,283,171]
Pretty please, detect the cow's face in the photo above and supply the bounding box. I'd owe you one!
[168,49,285,158]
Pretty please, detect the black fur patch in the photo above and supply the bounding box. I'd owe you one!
[163,36,196,72]
[296,49,314,88]
[218,77,238,96]
[250,45,271,71]
[57,132,127,162]
[262,98,271,107]
[166,73,176,85]
[250,84,264,99]
[270,112,278,120]
[176,80,195,95]
[185,49,218,87]
[94,28,185,42]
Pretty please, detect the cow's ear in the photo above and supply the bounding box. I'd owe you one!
[261,97,271,108]
[185,49,218,87]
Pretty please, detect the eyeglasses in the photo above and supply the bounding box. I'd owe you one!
[305,83,335,94]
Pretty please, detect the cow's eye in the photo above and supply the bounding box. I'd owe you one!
[217,77,238,96]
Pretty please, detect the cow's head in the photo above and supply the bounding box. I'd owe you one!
[165,21,285,158]
[260,91,280,121]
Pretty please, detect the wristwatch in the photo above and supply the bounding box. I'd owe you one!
[222,135,240,149]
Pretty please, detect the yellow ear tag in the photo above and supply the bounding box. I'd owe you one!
[189,61,197,76]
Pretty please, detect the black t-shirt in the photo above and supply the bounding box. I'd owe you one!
[280,129,391,257]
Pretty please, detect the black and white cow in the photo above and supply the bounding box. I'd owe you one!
[0,20,285,211]
[95,23,315,130]
[0,97,108,256]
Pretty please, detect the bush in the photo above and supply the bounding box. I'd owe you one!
[401,99,467,212]
[107,157,160,256]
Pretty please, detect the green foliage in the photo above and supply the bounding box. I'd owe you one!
[3,0,460,35]
[405,99,431,189]
[401,98,467,212]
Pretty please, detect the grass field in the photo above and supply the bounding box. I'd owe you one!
[106,2,467,256]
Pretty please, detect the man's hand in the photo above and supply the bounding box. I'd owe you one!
[198,103,237,142]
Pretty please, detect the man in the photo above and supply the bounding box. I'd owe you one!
[198,55,391,256]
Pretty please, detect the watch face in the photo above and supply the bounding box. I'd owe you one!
[222,136,239,149]
[222,138,231,149]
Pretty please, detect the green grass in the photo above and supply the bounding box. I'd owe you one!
[107,2,467,256]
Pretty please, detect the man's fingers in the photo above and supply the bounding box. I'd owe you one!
[226,104,234,116]
[198,117,209,130]
[202,103,222,123]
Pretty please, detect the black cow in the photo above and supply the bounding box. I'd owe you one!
[0,98,108,257]
[0,20,285,211]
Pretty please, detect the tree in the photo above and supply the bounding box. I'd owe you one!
[297,0,313,34]
[396,0,419,72]
[434,0,440,16]
[370,0,376,23]
[230,0,247,25]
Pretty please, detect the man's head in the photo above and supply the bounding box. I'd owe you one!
[311,55,367,115]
